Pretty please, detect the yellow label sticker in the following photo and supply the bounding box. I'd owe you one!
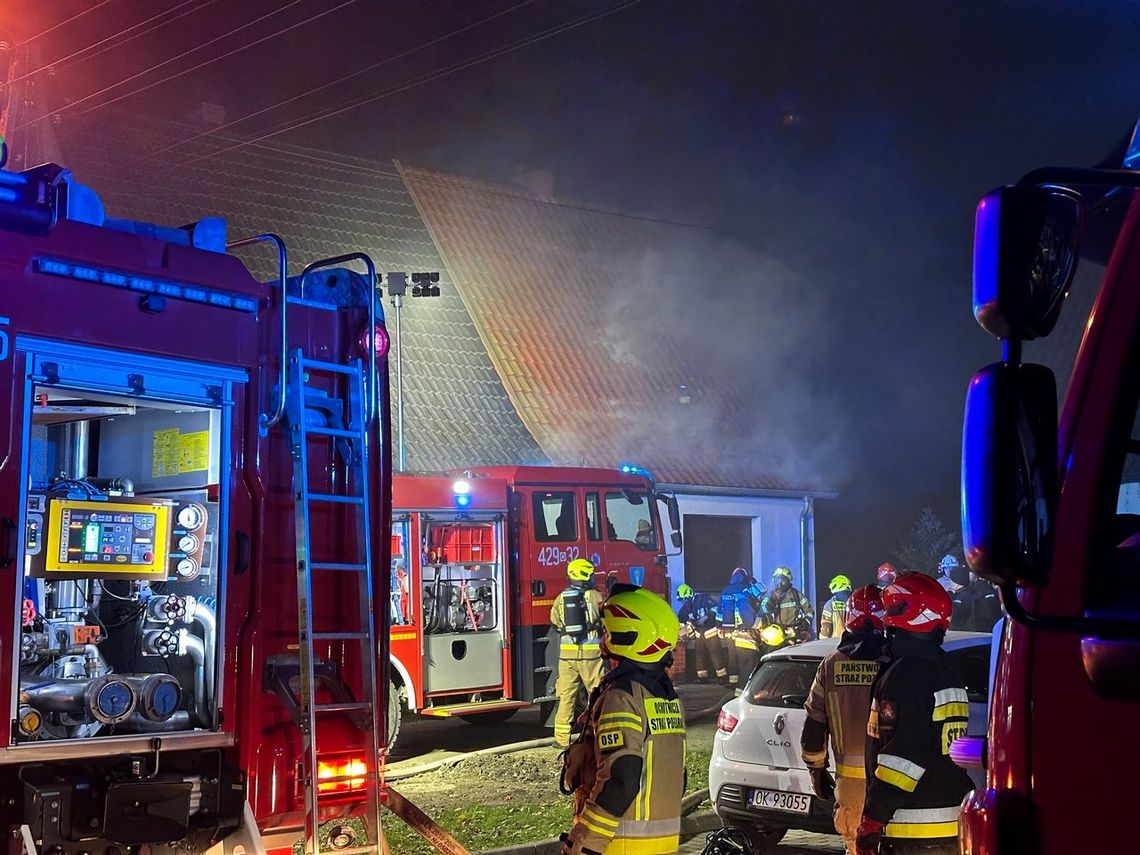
[644,698,684,735]
[152,428,180,478]
[179,431,209,473]
[598,730,625,750]
[941,722,967,755]
[834,660,878,686]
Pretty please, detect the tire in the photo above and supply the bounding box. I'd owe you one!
[458,708,519,726]
[733,823,787,851]
[386,680,402,750]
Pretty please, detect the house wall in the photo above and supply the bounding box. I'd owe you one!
[666,492,815,613]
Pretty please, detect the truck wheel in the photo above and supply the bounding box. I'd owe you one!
[457,709,518,726]
[386,681,402,749]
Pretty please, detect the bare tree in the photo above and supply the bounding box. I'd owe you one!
[895,507,959,574]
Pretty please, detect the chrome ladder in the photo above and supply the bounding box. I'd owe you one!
[286,346,383,855]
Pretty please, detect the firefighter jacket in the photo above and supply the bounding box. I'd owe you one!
[718,581,760,631]
[566,660,686,855]
[677,594,720,639]
[949,580,1003,633]
[863,631,974,843]
[818,593,849,639]
[552,583,604,661]
[760,587,815,639]
[801,630,885,779]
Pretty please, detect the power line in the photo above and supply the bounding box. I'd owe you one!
[17,0,315,129]
[151,0,536,157]
[182,0,643,166]
[17,0,117,45]
[12,0,215,84]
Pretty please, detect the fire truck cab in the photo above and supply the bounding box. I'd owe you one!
[388,465,680,730]
[0,150,392,855]
[957,120,1140,853]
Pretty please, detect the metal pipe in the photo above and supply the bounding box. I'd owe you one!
[71,420,90,480]
[20,675,137,724]
[122,673,182,723]
[393,293,405,471]
[119,710,192,733]
[190,599,216,719]
[181,633,209,728]
[85,476,134,495]
[227,234,289,434]
[800,496,814,609]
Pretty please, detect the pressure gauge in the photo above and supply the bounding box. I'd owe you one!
[178,534,199,553]
[177,505,205,530]
[175,558,198,579]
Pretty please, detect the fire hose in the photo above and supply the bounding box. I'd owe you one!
[382,786,470,855]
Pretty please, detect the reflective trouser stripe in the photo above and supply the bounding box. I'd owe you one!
[733,638,758,650]
[603,835,680,854]
[615,818,681,837]
[884,806,961,839]
[836,762,865,779]
[802,748,827,765]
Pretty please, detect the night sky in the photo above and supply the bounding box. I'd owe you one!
[5,0,1140,587]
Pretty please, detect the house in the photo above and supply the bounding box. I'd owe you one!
[19,109,834,610]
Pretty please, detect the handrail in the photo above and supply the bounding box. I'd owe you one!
[295,252,379,422]
[226,233,288,434]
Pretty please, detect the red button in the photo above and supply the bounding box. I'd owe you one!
[143,552,153,562]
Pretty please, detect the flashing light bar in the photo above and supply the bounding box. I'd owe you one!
[619,462,655,481]
[34,257,259,313]
[453,479,472,508]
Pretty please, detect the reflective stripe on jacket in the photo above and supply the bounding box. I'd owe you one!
[863,634,973,842]
[818,595,847,639]
[801,632,883,777]
[551,586,603,660]
[569,669,686,854]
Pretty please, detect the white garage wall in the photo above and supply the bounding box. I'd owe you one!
[666,492,815,611]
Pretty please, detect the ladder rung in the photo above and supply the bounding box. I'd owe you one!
[312,771,378,785]
[311,562,367,572]
[305,425,357,438]
[301,358,359,376]
[307,492,365,505]
[314,701,373,713]
[312,631,370,641]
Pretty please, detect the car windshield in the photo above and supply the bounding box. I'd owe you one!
[744,657,817,708]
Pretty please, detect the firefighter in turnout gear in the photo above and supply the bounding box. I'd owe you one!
[560,585,686,855]
[819,574,854,639]
[876,563,898,587]
[761,566,815,641]
[856,572,972,855]
[801,585,887,855]
[717,568,756,689]
[551,558,606,748]
[675,584,726,682]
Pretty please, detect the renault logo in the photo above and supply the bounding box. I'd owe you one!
[774,714,785,735]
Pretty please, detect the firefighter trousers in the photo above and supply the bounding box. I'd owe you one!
[694,632,726,680]
[721,637,738,686]
[554,657,604,747]
[833,774,865,855]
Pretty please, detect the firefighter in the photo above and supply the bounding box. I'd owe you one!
[949,566,1003,633]
[856,572,972,855]
[935,554,959,593]
[801,585,887,855]
[717,567,754,689]
[876,563,898,587]
[761,566,815,642]
[819,574,853,639]
[559,585,685,855]
[551,558,606,749]
[675,583,726,682]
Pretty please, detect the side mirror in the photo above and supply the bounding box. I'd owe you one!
[962,362,1057,586]
[671,531,682,549]
[666,495,681,532]
[973,185,1082,340]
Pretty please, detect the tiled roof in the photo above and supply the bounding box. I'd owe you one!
[23,112,546,472]
[399,166,811,492]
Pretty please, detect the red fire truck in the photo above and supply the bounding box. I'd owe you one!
[956,121,1140,853]
[0,146,393,855]
[386,465,680,734]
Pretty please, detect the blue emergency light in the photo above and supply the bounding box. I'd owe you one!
[452,479,472,508]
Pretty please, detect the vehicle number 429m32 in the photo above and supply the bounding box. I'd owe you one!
[750,788,811,814]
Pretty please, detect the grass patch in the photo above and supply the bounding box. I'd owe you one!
[383,801,572,855]
[686,747,711,794]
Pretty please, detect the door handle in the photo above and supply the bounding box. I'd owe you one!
[1081,636,1140,701]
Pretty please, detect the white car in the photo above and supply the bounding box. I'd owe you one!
[708,631,992,849]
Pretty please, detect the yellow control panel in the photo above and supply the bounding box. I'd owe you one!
[41,498,172,579]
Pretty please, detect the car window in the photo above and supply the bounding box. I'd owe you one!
[604,491,656,551]
[744,658,817,708]
[532,491,577,542]
[947,645,990,704]
[585,492,601,541]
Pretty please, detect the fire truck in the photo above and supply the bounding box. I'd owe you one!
[387,466,681,735]
[956,120,1140,853]
[0,144,394,855]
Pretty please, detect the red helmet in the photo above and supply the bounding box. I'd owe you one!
[876,562,898,586]
[881,572,952,633]
[845,585,885,631]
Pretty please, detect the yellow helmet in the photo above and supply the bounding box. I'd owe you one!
[601,587,679,663]
[828,574,852,594]
[760,624,787,647]
[567,558,595,581]
[676,583,694,599]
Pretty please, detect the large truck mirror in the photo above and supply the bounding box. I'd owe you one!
[973,185,1082,341]
[666,495,681,532]
[671,531,682,550]
[962,361,1057,587]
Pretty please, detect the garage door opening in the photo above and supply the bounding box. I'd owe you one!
[682,515,753,594]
